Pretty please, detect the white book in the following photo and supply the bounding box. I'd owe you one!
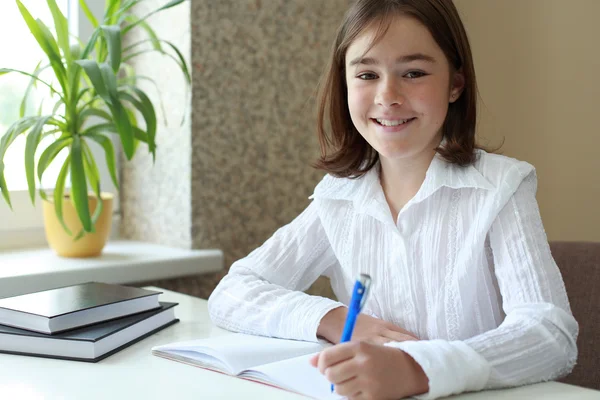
[152,333,344,400]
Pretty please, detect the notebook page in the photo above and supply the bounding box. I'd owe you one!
[152,349,231,374]
[152,333,325,374]
[243,353,345,400]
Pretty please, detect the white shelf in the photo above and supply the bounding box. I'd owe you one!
[0,241,223,298]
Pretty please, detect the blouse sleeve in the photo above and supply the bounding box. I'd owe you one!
[386,166,579,399]
[207,199,345,342]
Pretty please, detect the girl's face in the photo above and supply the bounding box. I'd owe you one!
[345,15,464,162]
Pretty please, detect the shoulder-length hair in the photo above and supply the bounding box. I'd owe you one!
[314,0,484,178]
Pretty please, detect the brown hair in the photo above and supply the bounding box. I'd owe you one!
[314,0,486,178]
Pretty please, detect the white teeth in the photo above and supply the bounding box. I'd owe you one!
[376,118,412,126]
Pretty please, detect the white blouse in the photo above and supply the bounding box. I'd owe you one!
[207,150,578,399]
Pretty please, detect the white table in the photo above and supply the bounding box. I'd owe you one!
[0,288,598,400]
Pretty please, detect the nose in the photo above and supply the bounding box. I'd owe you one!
[374,77,404,108]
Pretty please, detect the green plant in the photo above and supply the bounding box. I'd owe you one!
[0,0,190,238]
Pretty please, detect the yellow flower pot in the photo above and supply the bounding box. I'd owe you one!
[42,193,114,258]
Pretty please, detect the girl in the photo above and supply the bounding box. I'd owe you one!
[208,0,578,399]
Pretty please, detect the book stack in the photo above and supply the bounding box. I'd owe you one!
[0,282,178,362]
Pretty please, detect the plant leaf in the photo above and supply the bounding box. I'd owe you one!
[0,117,38,160]
[122,45,189,86]
[78,107,112,131]
[47,0,71,64]
[0,161,12,209]
[80,108,112,121]
[84,122,148,145]
[100,25,122,73]
[135,18,162,51]
[122,105,140,156]
[81,140,105,238]
[163,40,191,85]
[37,136,72,182]
[122,0,186,35]
[79,0,99,28]
[82,139,100,196]
[92,63,134,160]
[99,62,118,97]
[81,122,116,135]
[52,97,65,115]
[104,0,122,25]
[0,115,40,210]
[39,187,50,202]
[119,89,156,158]
[131,87,157,152]
[108,98,134,160]
[70,136,92,232]
[81,27,101,59]
[132,126,150,143]
[37,97,46,116]
[119,75,167,125]
[0,68,64,100]
[20,61,47,118]
[157,0,187,10]
[73,184,103,241]
[16,1,68,92]
[115,0,141,24]
[25,116,53,203]
[76,60,112,105]
[85,132,119,190]
[68,54,84,117]
[54,155,72,235]
[75,87,93,107]
[33,18,69,95]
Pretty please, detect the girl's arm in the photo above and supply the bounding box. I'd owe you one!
[385,167,578,399]
[207,200,345,342]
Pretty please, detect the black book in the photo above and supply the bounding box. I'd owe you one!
[0,282,162,334]
[0,302,179,362]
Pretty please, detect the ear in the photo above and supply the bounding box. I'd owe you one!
[449,68,465,103]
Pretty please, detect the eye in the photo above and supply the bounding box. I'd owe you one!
[405,71,427,79]
[356,72,378,80]
[404,71,427,79]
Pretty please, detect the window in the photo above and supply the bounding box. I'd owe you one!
[0,0,118,246]
[1,0,72,189]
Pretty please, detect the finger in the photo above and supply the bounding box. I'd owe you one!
[317,343,356,375]
[309,353,319,367]
[332,376,361,397]
[325,357,358,385]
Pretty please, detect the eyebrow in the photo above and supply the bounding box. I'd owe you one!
[348,53,436,67]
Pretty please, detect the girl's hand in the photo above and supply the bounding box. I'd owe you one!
[309,341,429,400]
[317,307,418,345]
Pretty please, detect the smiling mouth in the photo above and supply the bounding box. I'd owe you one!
[372,117,416,127]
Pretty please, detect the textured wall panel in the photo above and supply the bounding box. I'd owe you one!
[120,1,192,249]
[124,0,351,300]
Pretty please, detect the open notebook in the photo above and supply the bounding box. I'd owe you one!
[152,333,343,399]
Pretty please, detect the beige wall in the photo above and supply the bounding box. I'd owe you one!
[455,0,600,242]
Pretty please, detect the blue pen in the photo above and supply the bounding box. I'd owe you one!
[331,273,372,393]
